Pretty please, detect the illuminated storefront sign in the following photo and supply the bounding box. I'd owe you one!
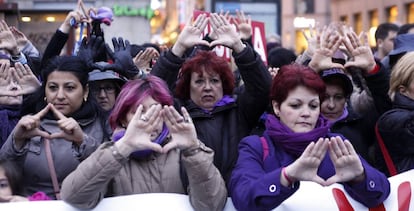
[112,4,155,19]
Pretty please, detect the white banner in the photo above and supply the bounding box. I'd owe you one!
[1,170,413,211]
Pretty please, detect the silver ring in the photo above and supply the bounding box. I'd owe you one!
[140,115,148,122]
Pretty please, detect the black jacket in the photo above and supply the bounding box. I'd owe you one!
[151,44,272,185]
[376,92,414,175]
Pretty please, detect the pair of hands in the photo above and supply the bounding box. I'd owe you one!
[172,12,246,57]
[13,103,84,150]
[77,35,144,79]
[284,136,365,187]
[306,24,376,73]
[0,60,40,97]
[118,104,199,155]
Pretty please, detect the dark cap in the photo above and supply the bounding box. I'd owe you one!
[320,68,353,97]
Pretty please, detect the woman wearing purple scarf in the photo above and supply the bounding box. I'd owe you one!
[229,64,390,211]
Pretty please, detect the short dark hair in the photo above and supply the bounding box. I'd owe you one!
[375,23,399,40]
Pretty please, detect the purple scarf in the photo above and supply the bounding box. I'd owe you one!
[112,124,169,159]
[265,114,331,157]
[201,95,235,114]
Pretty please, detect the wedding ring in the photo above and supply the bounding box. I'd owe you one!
[140,115,149,122]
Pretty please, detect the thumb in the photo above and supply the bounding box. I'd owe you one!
[311,175,329,186]
[49,131,67,140]
[324,175,340,186]
[161,142,176,154]
[146,142,163,153]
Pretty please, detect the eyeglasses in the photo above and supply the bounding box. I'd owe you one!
[91,86,116,95]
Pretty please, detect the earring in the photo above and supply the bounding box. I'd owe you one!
[84,96,87,102]
[44,97,47,102]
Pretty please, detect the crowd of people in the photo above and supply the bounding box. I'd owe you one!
[0,6,410,211]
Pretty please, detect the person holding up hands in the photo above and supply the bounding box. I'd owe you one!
[0,56,106,199]
[0,57,41,148]
[151,12,271,185]
[229,64,390,210]
[60,75,227,211]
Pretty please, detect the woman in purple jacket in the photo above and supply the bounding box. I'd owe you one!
[229,64,390,211]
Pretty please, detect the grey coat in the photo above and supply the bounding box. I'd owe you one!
[0,116,104,199]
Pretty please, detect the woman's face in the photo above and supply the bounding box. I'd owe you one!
[124,96,163,140]
[189,70,223,111]
[0,166,12,198]
[321,83,346,121]
[273,85,320,133]
[90,80,118,111]
[45,71,88,116]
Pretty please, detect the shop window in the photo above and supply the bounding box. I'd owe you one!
[353,13,362,35]
[340,16,348,25]
[407,3,414,23]
[387,6,398,23]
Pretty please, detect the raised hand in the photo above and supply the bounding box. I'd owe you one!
[171,14,209,57]
[13,104,52,149]
[234,10,252,40]
[77,35,105,70]
[133,47,159,74]
[12,62,40,95]
[308,26,344,72]
[59,10,83,33]
[301,24,318,58]
[161,106,198,153]
[105,37,142,79]
[0,59,12,93]
[0,20,19,55]
[343,27,376,73]
[284,138,329,186]
[325,136,365,185]
[48,104,84,145]
[210,13,245,53]
[116,104,163,155]
[10,26,29,50]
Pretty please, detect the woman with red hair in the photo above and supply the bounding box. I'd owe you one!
[152,13,271,185]
[229,64,390,210]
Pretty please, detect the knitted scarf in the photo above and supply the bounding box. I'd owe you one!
[265,114,331,157]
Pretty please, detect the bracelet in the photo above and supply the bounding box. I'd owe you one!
[282,167,294,185]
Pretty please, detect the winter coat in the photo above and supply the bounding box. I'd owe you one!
[376,92,414,175]
[151,44,272,185]
[0,103,105,199]
[60,141,227,211]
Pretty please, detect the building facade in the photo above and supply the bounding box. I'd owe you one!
[281,0,414,54]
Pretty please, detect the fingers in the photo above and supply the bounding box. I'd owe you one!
[49,103,67,120]
[33,103,51,119]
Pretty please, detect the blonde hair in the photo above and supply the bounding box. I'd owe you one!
[389,51,414,101]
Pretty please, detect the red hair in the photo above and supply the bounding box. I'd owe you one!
[270,64,326,105]
[175,50,235,99]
